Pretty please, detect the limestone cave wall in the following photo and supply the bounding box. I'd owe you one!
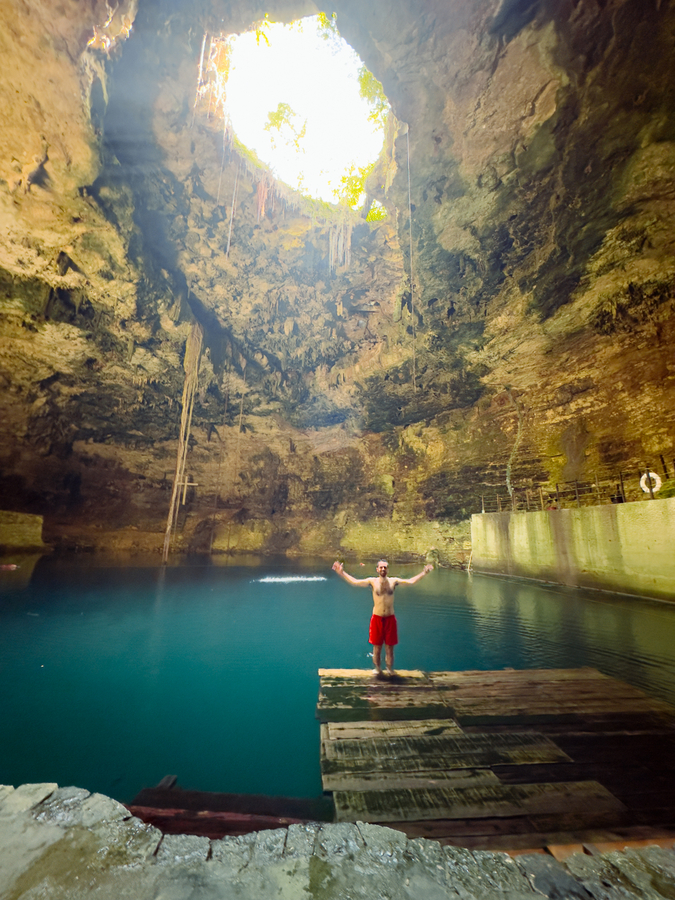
[1,0,674,563]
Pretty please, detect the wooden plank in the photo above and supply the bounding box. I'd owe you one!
[453,708,669,725]
[450,701,673,716]
[333,781,627,824]
[318,686,448,706]
[427,674,649,690]
[316,680,455,722]
[319,668,427,680]
[316,668,675,726]
[465,716,675,735]
[322,768,501,792]
[426,668,610,684]
[325,719,463,740]
[317,705,457,723]
[432,686,669,701]
[321,732,570,768]
[431,691,639,705]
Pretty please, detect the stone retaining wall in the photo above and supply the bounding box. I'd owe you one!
[0,510,46,551]
[471,498,675,600]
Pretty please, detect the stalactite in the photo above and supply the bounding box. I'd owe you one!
[256,176,271,222]
[329,220,352,273]
[162,321,204,563]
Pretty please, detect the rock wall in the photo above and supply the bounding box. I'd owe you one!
[1,0,674,564]
[5,781,675,899]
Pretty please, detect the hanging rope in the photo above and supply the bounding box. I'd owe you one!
[225,361,247,554]
[162,321,204,562]
[226,163,239,257]
[190,34,207,130]
[216,118,230,204]
[407,126,417,393]
[234,360,247,495]
[208,362,231,553]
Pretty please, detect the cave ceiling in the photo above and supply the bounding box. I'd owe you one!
[1,0,674,559]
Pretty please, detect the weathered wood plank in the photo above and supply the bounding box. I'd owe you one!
[333,781,627,824]
[320,731,571,792]
[317,705,457,723]
[316,680,455,722]
[321,732,570,766]
[322,768,501,792]
[319,669,427,683]
[427,668,610,684]
[318,686,448,705]
[316,667,675,727]
[325,719,463,741]
[450,701,673,716]
[435,693,647,706]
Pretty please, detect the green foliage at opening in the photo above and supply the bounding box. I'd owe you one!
[254,14,270,46]
[366,200,388,222]
[317,12,339,38]
[264,102,307,152]
[333,161,374,208]
[358,66,389,130]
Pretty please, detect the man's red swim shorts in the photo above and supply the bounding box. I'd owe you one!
[369,614,398,646]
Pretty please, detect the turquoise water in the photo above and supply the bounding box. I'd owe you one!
[1,556,675,804]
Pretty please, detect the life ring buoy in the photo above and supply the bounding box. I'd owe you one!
[640,471,662,493]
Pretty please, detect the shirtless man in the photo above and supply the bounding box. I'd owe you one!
[332,559,433,675]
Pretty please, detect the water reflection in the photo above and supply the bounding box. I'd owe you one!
[465,573,675,705]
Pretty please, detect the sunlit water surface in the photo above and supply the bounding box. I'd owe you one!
[1,556,674,803]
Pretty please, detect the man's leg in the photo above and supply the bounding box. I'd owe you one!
[372,644,383,674]
[385,644,395,675]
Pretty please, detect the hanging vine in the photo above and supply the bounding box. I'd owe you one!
[162,321,204,562]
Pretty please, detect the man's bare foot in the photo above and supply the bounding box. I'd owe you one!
[372,667,383,676]
[386,667,396,676]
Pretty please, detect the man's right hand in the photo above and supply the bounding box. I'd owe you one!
[332,561,344,574]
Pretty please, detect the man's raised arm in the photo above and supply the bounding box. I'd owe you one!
[394,564,434,586]
[332,561,372,586]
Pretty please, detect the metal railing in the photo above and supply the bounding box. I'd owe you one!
[480,467,673,514]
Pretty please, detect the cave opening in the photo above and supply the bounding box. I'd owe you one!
[197,14,390,208]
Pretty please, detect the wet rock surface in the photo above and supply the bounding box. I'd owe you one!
[1,0,674,561]
[2,782,675,899]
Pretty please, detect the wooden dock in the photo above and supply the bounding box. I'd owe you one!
[317,668,675,850]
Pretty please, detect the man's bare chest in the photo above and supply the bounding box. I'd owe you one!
[373,579,394,598]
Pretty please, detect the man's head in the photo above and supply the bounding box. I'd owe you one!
[376,560,388,575]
